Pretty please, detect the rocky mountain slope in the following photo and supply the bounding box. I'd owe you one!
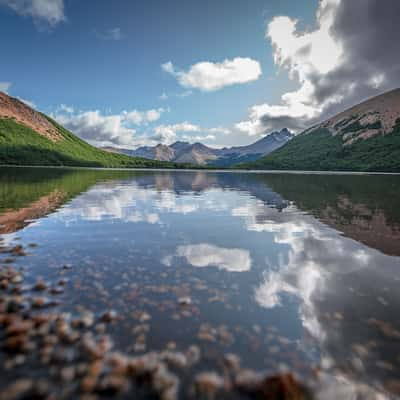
[104,128,293,166]
[215,128,293,166]
[0,92,183,168]
[0,92,61,141]
[242,89,400,172]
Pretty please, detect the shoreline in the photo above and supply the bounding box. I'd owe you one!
[1,164,400,176]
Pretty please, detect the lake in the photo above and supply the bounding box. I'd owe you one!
[0,167,400,399]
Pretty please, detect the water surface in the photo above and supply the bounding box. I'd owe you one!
[1,167,400,399]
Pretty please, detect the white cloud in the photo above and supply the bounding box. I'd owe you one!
[161,61,175,74]
[235,95,318,136]
[182,134,216,142]
[146,109,164,122]
[57,104,74,113]
[53,105,169,148]
[55,110,137,148]
[209,127,231,135]
[153,122,201,143]
[53,103,229,148]
[95,27,123,41]
[0,0,65,26]
[264,1,342,114]
[123,108,165,125]
[0,82,11,93]
[152,122,230,145]
[236,0,342,134]
[162,57,262,91]
[164,244,252,272]
[236,0,400,135]
[16,96,36,109]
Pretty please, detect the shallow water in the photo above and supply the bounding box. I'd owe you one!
[1,167,400,399]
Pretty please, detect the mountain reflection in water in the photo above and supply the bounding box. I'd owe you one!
[0,167,399,399]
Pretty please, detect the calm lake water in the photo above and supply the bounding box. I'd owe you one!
[1,167,400,399]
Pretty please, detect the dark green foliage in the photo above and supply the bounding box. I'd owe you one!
[207,153,263,167]
[333,115,358,130]
[342,119,382,134]
[240,126,400,172]
[252,173,400,227]
[0,167,135,212]
[366,120,382,130]
[0,117,187,169]
[342,120,363,133]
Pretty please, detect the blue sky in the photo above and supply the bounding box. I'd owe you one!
[0,0,398,148]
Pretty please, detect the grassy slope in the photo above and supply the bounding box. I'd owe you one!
[0,116,187,169]
[239,120,400,172]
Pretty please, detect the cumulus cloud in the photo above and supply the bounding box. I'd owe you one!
[153,122,200,143]
[54,103,230,148]
[122,108,165,125]
[181,134,216,143]
[0,82,11,93]
[152,123,230,144]
[237,0,400,134]
[55,110,137,147]
[0,0,65,26]
[209,127,231,135]
[54,105,169,148]
[95,27,123,41]
[161,57,262,91]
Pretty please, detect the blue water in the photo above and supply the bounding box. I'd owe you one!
[1,168,400,398]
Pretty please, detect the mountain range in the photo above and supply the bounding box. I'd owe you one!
[102,128,294,166]
[0,89,400,171]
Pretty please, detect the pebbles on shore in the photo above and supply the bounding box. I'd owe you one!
[0,241,312,400]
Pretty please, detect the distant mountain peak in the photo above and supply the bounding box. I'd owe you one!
[118,128,294,166]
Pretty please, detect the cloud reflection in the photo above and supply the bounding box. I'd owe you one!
[163,243,251,272]
[236,199,400,398]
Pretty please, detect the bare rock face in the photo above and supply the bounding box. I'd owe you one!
[0,92,62,141]
[320,88,400,144]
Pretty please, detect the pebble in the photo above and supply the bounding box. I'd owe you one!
[224,353,241,372]
[178,296,192,306]
[194,372,224,398]
[34,280,48,291]
[186,345,201,366]
[138,312,151,322]
[60,366,76,382]
[0,379,33,400]
[11,274,23,284]
[100,310,117,323]
[161,351,187,369]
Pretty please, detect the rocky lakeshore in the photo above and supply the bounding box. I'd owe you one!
[0,237,312,400]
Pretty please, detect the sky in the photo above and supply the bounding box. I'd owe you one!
[1,0,399,149]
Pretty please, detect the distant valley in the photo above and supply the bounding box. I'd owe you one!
[102,128,294,166]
